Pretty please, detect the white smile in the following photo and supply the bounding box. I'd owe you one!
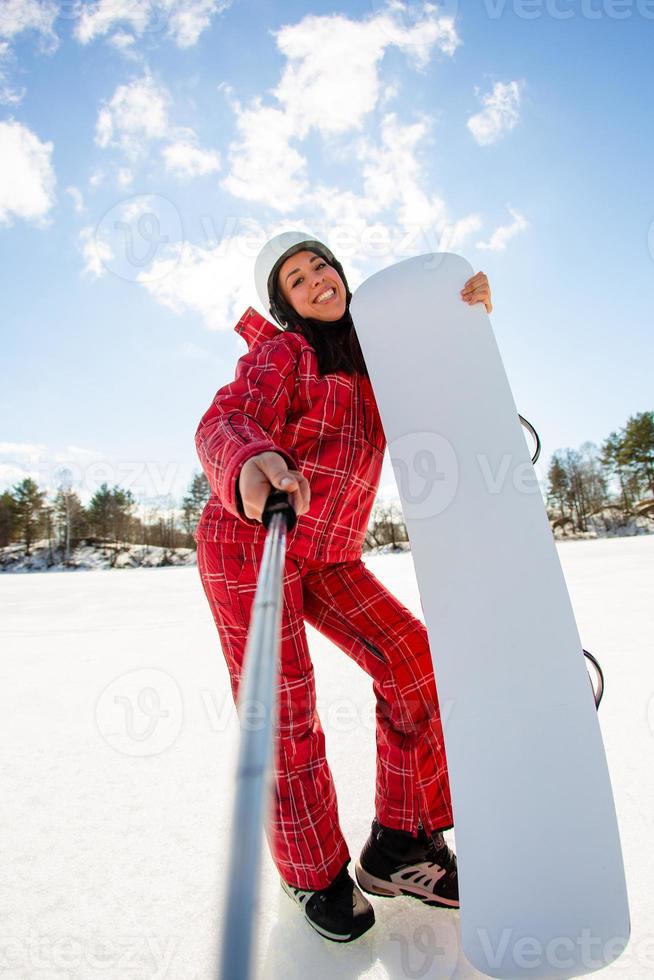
[314,287,337,304]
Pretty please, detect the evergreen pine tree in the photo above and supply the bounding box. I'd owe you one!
[182,472,210,539]
[547,452,570,522]
[0,491,18,547]
[621,411,654,498]
[11,478,46,555]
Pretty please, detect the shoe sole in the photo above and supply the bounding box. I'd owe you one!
[354,860,460,909]
[279,879,375,942]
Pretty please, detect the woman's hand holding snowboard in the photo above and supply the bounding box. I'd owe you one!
[238,452,311,523]
[461,271,492,313]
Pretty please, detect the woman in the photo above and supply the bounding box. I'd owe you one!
[194,230,492,943]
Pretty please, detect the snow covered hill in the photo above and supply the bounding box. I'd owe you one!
[0,539,197,572]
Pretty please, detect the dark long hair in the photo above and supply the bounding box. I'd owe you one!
[270,248,369,379]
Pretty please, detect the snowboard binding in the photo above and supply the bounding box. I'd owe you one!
[583,647,604,709]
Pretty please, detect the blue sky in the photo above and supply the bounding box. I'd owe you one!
[1,0,653,512]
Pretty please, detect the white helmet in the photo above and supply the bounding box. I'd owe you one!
[254,229,338,325]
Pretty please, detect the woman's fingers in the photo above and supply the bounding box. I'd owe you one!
[461,271,492,313]
[461,272,482,290]
[278,470,311,516]
[461,271,486,295]
[239,453,311,522]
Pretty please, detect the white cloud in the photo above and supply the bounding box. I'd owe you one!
[476,206,528,252]
[0,441,47,458]
[358,113,443,224]
[272,14,394,140]
[135,180,482,336]
[0,442,174,502]
[162,132,221,178]
[0,462,32,486]
[0,0,59,104]
[65,445,104,457]
[135,115,484,330]
[220,98,309,210]
[107,28,141,59]
[94,72,222,183]
[74,0,233,50]
[442,213,484,252]
[78,225,115,278]
[271,7,459,140]
[0,39,24,105]
[0,72,23,105]
[380,79,400,106]
[78,194,183,283]
[95,72,171,159]
[74,0,151,44]
[134,218,372,332]
[220,8,460,212]
[467,80,524,146]
[164,0,232,48]
[335,112,482,260]
[117,167,134,187]
[135,219,382,332]
[89,167,106,189]
[65,185,86,213]
[0,443,48,491]
[0,119,56,227]
[108,10,505,327]
[0,0,58,43]
[136,227,263,332]
[364,2,460,70]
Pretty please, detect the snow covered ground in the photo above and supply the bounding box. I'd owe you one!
[0,536,652,979]
[0,540,196,573]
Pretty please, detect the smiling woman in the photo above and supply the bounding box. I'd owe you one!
[254,231,369,377]
[194,227,461,945]
[279,251,346,319]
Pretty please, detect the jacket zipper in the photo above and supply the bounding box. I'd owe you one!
[319,595,387,664]
[313,377,362,555]
[361,637,385,662]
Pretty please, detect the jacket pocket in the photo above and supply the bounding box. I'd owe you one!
[361,636,386,662]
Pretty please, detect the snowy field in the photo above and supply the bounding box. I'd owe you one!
[1,536,652,980]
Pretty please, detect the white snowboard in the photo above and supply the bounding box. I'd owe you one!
[350,253,630,979]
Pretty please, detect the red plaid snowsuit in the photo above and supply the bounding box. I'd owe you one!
[195,307,453,889]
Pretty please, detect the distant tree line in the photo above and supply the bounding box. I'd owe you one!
[1,409,651,559]
[546,411,654,533]
[0,472,211,562]
[0,467,410,559]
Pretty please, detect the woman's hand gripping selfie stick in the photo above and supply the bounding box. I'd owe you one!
[218,489,297,980]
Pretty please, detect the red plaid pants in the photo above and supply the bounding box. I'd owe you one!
[197,538,453,890]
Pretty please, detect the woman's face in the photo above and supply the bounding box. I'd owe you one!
[277,250,347,321]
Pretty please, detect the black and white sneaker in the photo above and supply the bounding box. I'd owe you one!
[280,860,375,942]
[355,818,459,909]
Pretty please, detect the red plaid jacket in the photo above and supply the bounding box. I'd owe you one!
[194,306,386,561]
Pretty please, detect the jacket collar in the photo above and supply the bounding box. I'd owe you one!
[235,306,283,351]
